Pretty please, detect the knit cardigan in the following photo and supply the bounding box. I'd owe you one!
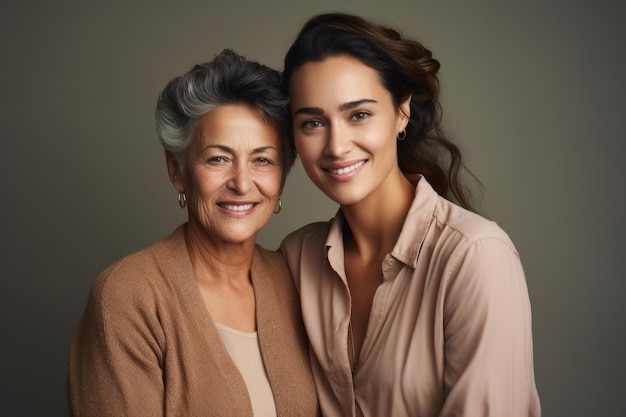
[67,225,320,416]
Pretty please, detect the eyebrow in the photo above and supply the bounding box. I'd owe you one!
[251,146,279,154]
[293,99,377,116]
[200,144,278,154]
[339,99,377,111]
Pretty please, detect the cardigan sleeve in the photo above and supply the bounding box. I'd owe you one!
[438,238,541,417]
[67,263,167,417]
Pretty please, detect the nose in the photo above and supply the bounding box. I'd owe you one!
[324,122,352,157]
[226,163,253,195]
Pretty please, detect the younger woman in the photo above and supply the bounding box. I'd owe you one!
[280,13,540,417]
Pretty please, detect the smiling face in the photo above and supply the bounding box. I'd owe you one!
[289,55,409,207]
[167,104,283,245]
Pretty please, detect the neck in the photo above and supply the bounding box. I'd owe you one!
[183,222,255,286]
[341,170,415,262]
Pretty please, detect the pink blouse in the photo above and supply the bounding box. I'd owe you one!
[281,176,541,417]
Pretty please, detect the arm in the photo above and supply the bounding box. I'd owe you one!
[439,238,541,417]
[67,270,166,417]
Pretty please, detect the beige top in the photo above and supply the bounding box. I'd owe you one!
[281,176,541,417]
[216,323,277,417]
[68,225,320,417]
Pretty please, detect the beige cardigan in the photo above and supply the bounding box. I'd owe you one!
[68,225,319,416]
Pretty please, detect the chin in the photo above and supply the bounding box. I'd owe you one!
[213,227,259,245]
[323,190,365,207]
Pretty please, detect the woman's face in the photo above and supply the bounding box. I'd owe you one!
[168,104,283,245]
[289,55,409,207]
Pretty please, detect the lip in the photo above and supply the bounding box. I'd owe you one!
[218,201,257,216]
[322,160,366,182]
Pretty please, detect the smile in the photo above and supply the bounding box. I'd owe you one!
[220,203,255,212]
[327,160,365,175]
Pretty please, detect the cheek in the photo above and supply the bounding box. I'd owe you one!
[294,137,320,166]
[364,126,398,153]
[257,170,284,196]
[189,171,218,194]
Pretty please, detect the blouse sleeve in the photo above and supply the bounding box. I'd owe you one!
[439,238,541,417]
[67,269,166,417]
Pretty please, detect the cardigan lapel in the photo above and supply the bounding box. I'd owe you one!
[153,225,254,415]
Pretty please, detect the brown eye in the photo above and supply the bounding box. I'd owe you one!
[351,111,370,121]
[302,120,323,129]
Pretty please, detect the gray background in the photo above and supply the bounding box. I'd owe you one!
[1,0,624,415]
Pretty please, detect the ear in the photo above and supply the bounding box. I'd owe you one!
[397,96,411,131]
[165,151,185,193]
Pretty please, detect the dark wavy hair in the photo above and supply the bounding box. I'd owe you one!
[283,13,477,210]
[156,49,296,184]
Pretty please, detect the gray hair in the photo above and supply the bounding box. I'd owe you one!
[155,49,295,180]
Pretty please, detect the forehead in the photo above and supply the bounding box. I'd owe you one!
[193,104,280,150]
[288,55,389,108]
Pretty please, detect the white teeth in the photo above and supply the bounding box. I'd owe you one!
[221,203,254,212]
[328,161,365,175]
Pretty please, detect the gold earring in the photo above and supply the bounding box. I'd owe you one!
[178,192,186,208]
[273,198,282,214]
[397,129,407,140]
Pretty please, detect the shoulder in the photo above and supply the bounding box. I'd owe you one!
[85,250,159,324]
[279,220,333,292]
[251,245,303,316]
[412,197,528,292]
[74,245,162,349]
[426,199,530,298]
[88,227,187,311]
[280,220,332,255]
[253,244,299,291]
[433,197,518,255]
[75,229,189,350]
[253,244,289,273]
[403,177,519,267]
[92,246,158,299]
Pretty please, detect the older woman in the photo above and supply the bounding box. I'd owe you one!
[67,50,319,417]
